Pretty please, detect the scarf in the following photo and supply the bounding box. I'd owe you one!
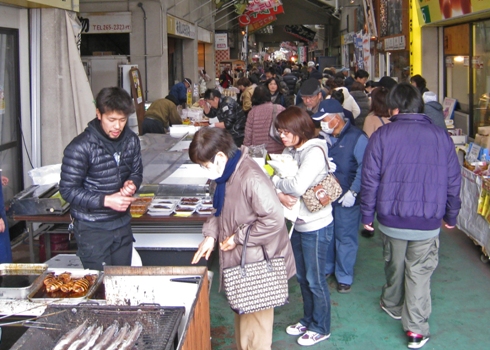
[213,150,242,217]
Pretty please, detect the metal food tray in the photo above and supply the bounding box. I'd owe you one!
[28,268,103,303]
[0,263,48,299]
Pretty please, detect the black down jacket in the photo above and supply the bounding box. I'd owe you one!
[60,119,143,222]
[205,96,247,146]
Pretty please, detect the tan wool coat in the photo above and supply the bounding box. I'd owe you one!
[202,147,296,290]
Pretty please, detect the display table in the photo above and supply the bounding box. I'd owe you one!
[14,212,209,263]
[457,167,490,261]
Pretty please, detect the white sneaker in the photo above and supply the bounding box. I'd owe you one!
[297,330,330,346]
[286,322,307,335]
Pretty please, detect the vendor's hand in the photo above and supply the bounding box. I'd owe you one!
[327,157,337,173]
[104,192,137,211]
[278,193,298,210]
[0,218,4,233]
[364,223,374,231]
[338,191,356,207]
[1,176,8,186]
[214,122,225,129]
[192,236,216,264]
[220,234,237,251]
[120,180,137,197]
[445,224,455,229]
[198,99,206,108]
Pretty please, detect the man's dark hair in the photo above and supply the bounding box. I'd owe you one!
[331,90,345,105]
[354,69,369,79]
[350,81,365,92]
[96,87,135,116]
[252,85,272,106]
[267,67,276,76]
[387,83,424,114]
[410,74,427,90]
[204,89,222,100]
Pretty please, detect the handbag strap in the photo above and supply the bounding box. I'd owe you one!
[377,115,386,125]
[312,146,330,172]
[240,225,270,270]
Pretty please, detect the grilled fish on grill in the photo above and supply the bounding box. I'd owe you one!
[53,319,89,350]
[58,272,72,283]
[92,320,119,350]
[60,281,75,293]
[105,322,130,350]
[119,322,143,350]
[79,325,103,350]
[45,277,64,293]
[66,323,96,350]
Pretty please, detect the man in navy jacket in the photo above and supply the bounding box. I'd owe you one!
[361,83,461,349]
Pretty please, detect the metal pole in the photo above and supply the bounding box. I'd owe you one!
[245,25,249,65]
[138,3,149,98]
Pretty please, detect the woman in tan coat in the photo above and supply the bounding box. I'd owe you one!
[190,127,295,350]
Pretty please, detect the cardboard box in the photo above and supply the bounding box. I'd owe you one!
[479,135,490,149]
[475,133,483,146]
[478,126,490,136]
[450,135,468,145]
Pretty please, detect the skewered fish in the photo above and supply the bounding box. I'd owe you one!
[105,322,130,350]
[53,319,89,350]
[92,320,119,350]
[71,278,90,293]
[119,322,143,350]
[60,281,75,293]
[66,323,96,350]
[79,325,103,350]
[43,273,56,285]
[84,274,97,286]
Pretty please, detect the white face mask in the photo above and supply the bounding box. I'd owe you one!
[204,154,226,180]
[321,119,337,134]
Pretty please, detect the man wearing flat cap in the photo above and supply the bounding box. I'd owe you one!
[296,78,326,126]
[312,99,368,294]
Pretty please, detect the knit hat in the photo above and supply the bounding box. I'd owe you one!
[311,99,344,120]
[422,91,437,103]
[299,78,321,96]
[184,78,192,86]
[378,76,397,90]
[307,61,315,68]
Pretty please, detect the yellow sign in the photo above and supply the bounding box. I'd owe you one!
[417,0,490,24]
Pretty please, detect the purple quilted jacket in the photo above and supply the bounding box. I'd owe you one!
[361,113,461,230]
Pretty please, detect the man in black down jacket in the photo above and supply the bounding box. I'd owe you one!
[199,89,247,146]
[60,87,143,270]
[282,68,298,97]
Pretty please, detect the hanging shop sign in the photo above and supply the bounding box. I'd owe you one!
[384,35,406,51]
[342,32,355,45]
[280,42,297,52]
[417,0,490,25]
[167,15,195,39]
[248,15,277,33]
[231,0,283,15]
[78,12,131,34]
[238,5,284,27]
[215,33,228,50]
[284,25,316,42]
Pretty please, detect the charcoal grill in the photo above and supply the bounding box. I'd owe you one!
[10,303,184,350]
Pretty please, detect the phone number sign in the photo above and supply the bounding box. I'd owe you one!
[78,12,132,34]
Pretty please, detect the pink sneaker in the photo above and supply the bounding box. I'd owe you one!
[286,322,307,335]
[297,330,331,346]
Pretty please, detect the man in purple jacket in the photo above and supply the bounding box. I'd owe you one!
[361,83,461,349]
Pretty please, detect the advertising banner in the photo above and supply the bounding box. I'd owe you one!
[248,15,277,33]
[239,5,284,27]
[284,25,316,42]
[215,33,228,50]
[417,0,490,25]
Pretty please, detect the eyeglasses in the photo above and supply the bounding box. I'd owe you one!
[277,129,291,137]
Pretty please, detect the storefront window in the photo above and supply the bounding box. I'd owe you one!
[473,20,490,132]
[446,55,470,113]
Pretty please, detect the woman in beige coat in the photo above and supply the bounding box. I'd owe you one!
[190,127,295,350]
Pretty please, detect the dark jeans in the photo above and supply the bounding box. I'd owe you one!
[73,220,133,270]
[291,222,334,335]
[142,117,166,135]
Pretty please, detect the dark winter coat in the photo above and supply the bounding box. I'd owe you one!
[282,73,298,96]
[361,113,461,230]
[423,101,447,130]
[205,96,247,146]
[350,90,370,129]
[60,119,143,222]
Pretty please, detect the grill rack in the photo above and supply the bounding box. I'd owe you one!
[11,303,184,350]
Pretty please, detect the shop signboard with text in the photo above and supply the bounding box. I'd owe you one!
[417,0,490,25]
[238,5,284,27]
[167,15,195,39]
[78,12,131,33]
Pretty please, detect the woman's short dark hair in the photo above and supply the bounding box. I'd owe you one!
[333,77,345,88]
[96,87,135,116]
[274,106,315,144]
[369,86,390,118]
[331,90,345,105]
[387,83,424,114]
[252,85,271,106]
[410,74,426,89]
[189,128,237,165]
[204,89,221,100]
[237,77,251,87]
